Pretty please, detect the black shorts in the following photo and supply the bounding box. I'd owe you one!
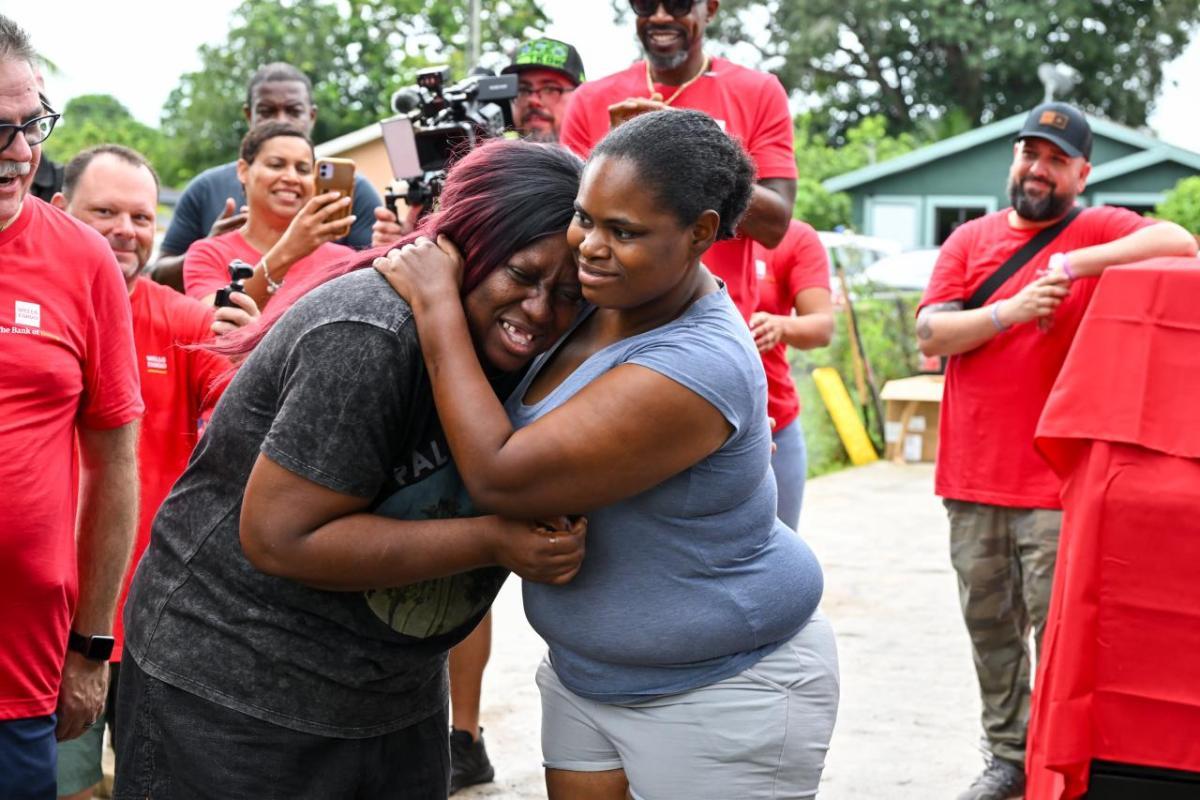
[113,655,450,799]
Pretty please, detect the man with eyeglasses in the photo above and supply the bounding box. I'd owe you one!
[502,38,586,143]
[0,14,143,799]
[559,0,797,321]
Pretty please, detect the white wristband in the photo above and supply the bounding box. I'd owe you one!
[990,302,1009,332]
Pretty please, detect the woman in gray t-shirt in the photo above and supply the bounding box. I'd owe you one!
[115,140,588,799]
[375,111,839,799]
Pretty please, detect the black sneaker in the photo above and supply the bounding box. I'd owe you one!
[957,755,1025,800]
[449,727,495,795]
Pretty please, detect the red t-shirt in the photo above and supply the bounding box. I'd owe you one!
[920,206,1154,509]
[183,229,354,301]
[559,57,798,320]
[753,221,831,432]
[0,198,143,719]
[109,279,230,661]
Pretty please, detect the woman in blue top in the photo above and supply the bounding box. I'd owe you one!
[375,110,838,799]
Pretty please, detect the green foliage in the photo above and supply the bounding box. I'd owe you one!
[709,0,1200,140]
[793,293,924,476]
[42,95,184,187]
[793,113,920,231]
[161,0,549,184]
[1154,176,1200,234]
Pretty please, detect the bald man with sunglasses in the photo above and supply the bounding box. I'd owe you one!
[559,0,797,321]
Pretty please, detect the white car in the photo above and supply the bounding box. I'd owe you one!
[862,248,942,292]
[817,231,902,282]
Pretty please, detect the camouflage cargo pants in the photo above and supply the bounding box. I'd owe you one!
[944,499,1062,765]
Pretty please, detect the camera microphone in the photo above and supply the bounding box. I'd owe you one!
[390,88,422,115]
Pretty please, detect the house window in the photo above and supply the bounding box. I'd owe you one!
[925,196,998,246]
[934,206,988,244]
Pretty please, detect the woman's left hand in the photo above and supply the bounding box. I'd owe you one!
[373,235,464,310]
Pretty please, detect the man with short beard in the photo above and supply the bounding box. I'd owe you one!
[916,102,1197,800]
[557,0,796,321]
[49,145,236,800]
[0,15,142,798]
[502,38,585,143]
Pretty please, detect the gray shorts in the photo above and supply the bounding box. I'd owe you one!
[538,611,840,800]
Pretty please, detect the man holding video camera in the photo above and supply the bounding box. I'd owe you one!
[371,38,586,249]
[151,63,381,291]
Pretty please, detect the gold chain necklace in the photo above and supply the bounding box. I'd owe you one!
[645,54,711,106]
[0,200,22,234]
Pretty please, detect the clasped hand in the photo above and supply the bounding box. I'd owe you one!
[1002,269,1071,326]
[373,235,464,310]
[491,516,587,586]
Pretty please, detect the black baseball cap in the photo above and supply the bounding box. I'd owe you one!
[502,38,586,87]
[1015,101,1093,160]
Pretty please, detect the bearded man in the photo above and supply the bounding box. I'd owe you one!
[916,101,1197,800]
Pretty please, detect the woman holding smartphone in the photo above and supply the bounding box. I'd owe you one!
[375,111,839,799]
[115,139,588,799]
[182,122,354,312]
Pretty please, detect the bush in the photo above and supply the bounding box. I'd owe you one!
[1155,176,1200,234]
[792,291,924,476]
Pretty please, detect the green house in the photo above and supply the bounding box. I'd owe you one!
[823,113,1200,250]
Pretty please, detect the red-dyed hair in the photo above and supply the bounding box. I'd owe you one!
[215,138,583,360]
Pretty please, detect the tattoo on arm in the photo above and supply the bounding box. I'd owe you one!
[916,301,964,340]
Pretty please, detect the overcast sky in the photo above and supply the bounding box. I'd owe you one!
[16,2,1200,149]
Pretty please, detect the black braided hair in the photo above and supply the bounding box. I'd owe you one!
[590,109,756,241]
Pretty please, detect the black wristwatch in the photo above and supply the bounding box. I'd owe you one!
[68,631,115,662]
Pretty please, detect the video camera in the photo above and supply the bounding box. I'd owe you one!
[381,66,518,221]
[214,259,255,308]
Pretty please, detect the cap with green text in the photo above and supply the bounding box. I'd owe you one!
[501,38,586,87]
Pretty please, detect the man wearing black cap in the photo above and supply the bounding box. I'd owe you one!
[916,102,1196,800]
[503,37,585,143]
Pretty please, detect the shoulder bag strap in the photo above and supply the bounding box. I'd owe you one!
[964,206,1083,309]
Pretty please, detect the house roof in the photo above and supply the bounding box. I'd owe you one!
[314,122,383,158]
[1086,145,1200,186]
[822,112,1198,193]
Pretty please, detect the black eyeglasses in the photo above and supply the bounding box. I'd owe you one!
[517,84,572,101]
[0,98,60,153]
[630,0,701,18]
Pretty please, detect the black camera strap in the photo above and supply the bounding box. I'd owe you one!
[964,206,1082,309]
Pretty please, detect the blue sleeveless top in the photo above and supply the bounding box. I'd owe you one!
[507,288,824,703]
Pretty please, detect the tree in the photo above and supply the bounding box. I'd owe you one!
[42,95,184,187]
[702,0,1200,140]
[793,114,919,230]
[1155,176,1200,235]
[162,0,549,183]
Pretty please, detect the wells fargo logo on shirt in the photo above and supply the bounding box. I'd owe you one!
[14,301,39,328]
[145,354,168,375]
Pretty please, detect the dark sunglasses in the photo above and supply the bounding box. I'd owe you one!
[630,0,701,18]
[0,94,60,153]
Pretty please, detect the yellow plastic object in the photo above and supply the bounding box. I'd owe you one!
[812,366,879,466]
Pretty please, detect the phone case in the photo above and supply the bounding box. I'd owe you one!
[315,158,356,221]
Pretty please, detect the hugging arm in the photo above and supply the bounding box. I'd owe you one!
[376,240,732,520]
[239,456,585,590]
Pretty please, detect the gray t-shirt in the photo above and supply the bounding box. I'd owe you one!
[161,162,380,253]
[124,268,507,738]
[510,288,824,704]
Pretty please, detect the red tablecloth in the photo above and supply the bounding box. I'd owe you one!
[1027,258,1200,799]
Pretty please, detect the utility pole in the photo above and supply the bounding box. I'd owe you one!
[470,0,482,67]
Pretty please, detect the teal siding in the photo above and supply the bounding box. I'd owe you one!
[1090,162,1200,195]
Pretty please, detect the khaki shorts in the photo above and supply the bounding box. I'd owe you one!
[538,612,840,800]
